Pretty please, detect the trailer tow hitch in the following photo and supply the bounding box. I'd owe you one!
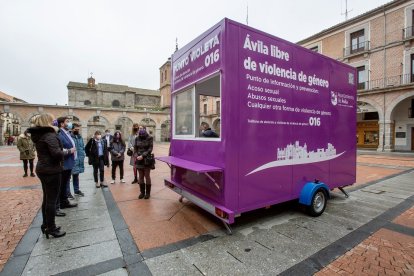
[222,221,233,235]
[338,187,349,198]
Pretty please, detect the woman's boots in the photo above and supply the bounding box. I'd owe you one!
[144,184,151,199]
[138,183,145,199]
[138,183,151,199]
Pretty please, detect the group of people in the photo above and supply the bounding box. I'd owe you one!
[22,114,155,239]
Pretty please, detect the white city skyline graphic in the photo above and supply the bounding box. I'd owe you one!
[246,141,345,176]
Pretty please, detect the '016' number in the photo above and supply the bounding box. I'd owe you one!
[205,49,219,67]
[309,117,321,126]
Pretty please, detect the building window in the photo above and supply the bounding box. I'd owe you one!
[357,66,366,90]
[174,88,194,136]
[93,116,100,122]
[216,101,220,115]
[84,100,91,106]
[310,46,318,52]
[161,72,163,83]
[112,100,120,107]
[203,104,207,115]
[411,54,414,82]
[350,30,365,54]
[115,125,122,130]
[164,70,167,81]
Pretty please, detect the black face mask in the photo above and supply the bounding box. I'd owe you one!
[73,131,79,135]
[133,128,138,132]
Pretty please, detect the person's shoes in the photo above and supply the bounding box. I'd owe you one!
[41,225,60,234]
[144,184,151,199]
[131,178,138,184]
[95,182,100,188]
[121,179,126,183]
[23,173,28,177]
[55,210,66,217]
[75,190,84,196]
[68,193,74,199]
[45,228,66,239]
[30,173,36,177]
[138,183,145,199]
[100,181,108,188]
[60,201,77,209]
[110,180,115,184]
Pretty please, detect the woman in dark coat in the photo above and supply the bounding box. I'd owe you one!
[110,131,126,184]
[134,125,154,199]
[85,130,109,188]
[28,114,67,239]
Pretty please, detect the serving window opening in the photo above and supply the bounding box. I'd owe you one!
[174,74,221,140]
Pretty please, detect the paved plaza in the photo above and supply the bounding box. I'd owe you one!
[0,145,414,275]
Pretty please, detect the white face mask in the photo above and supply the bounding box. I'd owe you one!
[96,135,102,140]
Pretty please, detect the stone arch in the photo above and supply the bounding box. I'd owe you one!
[212,118,221,136]
[385,90,414,121]
[86,115,110,139]
[114,116,134,138]
[140,117,156,138]
[161,120,171,142]
[357,97,383,120]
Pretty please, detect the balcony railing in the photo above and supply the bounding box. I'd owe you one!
[403,26,414,40]
[358,74,414,91]
[343,41,370,57]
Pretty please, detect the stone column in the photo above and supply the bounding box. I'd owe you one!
[155,128,161,142]
[377,120,394,152]
[0,120,4,146]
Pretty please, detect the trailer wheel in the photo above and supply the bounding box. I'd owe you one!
[307,189,327,217]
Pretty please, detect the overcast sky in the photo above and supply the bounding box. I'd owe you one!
[0,0,391,105]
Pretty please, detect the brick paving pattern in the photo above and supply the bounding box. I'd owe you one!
[316,228,414,275]
[0,189,42,271]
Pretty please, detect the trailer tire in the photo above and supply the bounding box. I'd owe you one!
[307,188,327,217]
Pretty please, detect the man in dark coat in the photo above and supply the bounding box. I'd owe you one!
[57,117,77,210]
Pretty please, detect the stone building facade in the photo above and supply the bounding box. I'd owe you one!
[298,0,414,151]
[1,72,172,145]
[0,103,170,145]
[68,76,160,110]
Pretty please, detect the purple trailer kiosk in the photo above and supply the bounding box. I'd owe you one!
[157,18,356,233]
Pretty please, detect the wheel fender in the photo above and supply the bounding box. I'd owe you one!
[299,182,330,206]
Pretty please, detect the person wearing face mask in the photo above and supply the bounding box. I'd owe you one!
[109,131,126,184]
[69,123,85,196]
[17,130,36,177]
[128,123,140,184]
[134,125,154,199]
[85,130,109,188]
[104,130,113,168]
[57,117,78,210]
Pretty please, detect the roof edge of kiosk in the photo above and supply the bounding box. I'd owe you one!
[173,18,227,64]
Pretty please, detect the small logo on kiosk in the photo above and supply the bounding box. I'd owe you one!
[331,91,338,106]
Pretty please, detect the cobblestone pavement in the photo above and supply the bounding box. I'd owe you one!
[0,145,413,275]
[317,206,414,275]
[0,146,42,272]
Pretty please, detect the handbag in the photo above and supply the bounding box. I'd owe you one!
[144,153,155,168]
[127,149,133,156]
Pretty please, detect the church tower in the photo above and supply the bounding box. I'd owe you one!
[159,58,171,110]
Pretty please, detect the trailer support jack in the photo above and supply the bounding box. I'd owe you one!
[338,187,349,198]
[222,221,233,235]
